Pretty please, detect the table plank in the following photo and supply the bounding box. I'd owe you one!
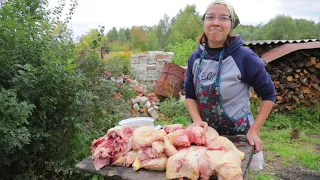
[76,135,254,180]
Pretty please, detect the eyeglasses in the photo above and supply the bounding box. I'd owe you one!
[203,15,231,22]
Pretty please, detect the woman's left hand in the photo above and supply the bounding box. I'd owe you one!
[246,128,263,153]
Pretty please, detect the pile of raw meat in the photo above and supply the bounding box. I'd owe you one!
[90,124,245,180]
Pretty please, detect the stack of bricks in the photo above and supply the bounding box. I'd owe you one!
[131,51,174,87]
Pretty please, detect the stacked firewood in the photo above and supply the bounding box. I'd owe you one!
[252,50,320,112]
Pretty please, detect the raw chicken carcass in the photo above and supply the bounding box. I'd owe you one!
[207,136,245,159]
[151,141,165,154]
[90,136,108,155]
[187,125,207,146]
[167,129,191,147]
[132,149,167,171]
[166,146,214,180]
[91,125,134,170]
[106,125,133,140]
[206,150,243,180]
[92,141,113,170]
[111,154,126,166]
[132,126,166,149]
[163,136,178,156]
[91,125,133,155]
[163,124,185,134]
[124,150,137,167]
[205,126,220,144]
[167,125,217,147]
[139,157,168,171]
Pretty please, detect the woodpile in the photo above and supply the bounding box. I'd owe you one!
[251,50,320,112]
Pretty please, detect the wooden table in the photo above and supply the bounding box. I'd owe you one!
[76,135,254,180]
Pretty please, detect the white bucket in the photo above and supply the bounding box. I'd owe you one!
[118,117,161,130]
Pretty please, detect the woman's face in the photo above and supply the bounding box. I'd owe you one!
[204,4,232,48]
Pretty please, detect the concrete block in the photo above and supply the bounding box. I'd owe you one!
[137,96,149,105]
[144,101,151,109]
[135,65,147,71]
[135,71,147,77]
[139,56,148,64]
[147,54,156,59]
[148,60,157,64]
[146,65,156,70]
[133,103,140,111]
[153,105,160,111]
[131,57,140,64]
[147,70,157,74]
[131,54,142,58]
[147,107,159,120]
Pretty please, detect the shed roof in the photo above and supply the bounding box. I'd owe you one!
[261,41,320,63]
[243,39,320,46]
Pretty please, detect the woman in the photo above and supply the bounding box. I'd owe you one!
[184,0,276,153]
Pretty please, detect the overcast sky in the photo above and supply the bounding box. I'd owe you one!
[48,0,320,39]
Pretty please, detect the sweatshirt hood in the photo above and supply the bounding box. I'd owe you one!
[195,35,244,60]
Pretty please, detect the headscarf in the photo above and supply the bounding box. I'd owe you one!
[204,0,240,29]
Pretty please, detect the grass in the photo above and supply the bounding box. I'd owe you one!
[261,129,320,171]
[256,174,276,180]
[260,104,320,172]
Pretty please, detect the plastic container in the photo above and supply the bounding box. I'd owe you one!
[118,117,161,130]
[249,151,264,171]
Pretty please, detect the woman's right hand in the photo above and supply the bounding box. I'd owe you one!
[189,121,208,131]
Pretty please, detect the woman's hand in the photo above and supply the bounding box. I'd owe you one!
[246,128,263,153]
[189,121,208,131]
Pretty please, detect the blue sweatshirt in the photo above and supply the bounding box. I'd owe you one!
[184,35,276,126]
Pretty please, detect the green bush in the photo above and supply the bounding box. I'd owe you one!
[0,0,122,179]
[105,51,133,76]
[75,50,106,77]
[158,98,190,126]
[167,38,198,66]
[0,89,35,164]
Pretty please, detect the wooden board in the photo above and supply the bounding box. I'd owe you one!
[76,135,254,180]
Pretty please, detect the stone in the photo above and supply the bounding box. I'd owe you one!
[137,96,149,105]
[144,101,151,109]
[133,103,140,111]
[147,107,159,120]
[146,65,156,70]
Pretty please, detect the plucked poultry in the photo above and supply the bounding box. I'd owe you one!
[90,125,134,170]
[131,126,170,171]
[166,146,214,180]
[90,123,245,180]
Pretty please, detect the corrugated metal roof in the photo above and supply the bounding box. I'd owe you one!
[261,41,320,63]
[244,39,320,46]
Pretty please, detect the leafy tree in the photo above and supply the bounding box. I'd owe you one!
[167,5,203,46]
[118,27,128,44]
[106,27,118,42]
[317,22,320,37]
[145,28,160,51]
[78,28,108,50]
[263,15,298,40]
[130,26,147,51]
[124,27,131,41]
[155,14,171,50]
[233,24,265,40]
[295,19,317,39]
[168,39,197,66]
